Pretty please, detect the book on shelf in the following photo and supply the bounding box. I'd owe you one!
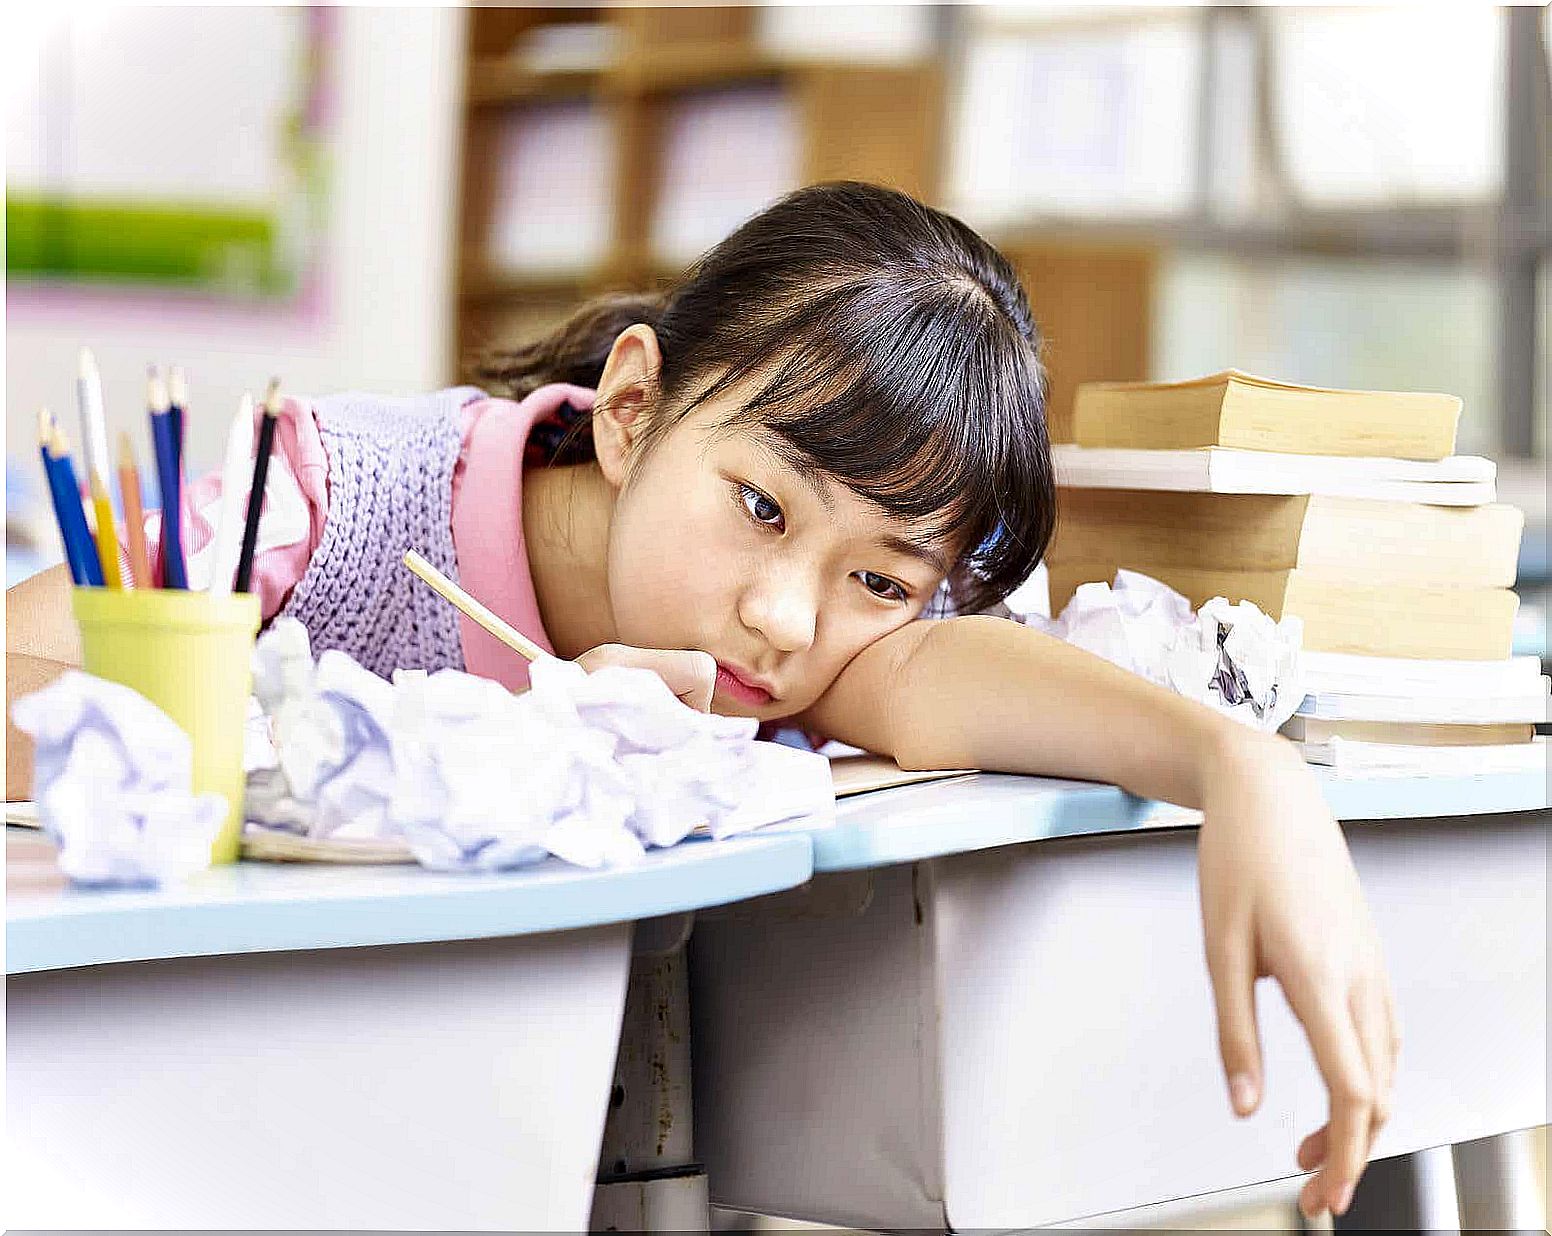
[1295,683,1550,725]
[1296,651,1546,698]
[1281,717,1537,747]
[1049,491,1523,588]
[1294,736,1547,777]
[1045,563,1519,660]
[1071,370,1461,460]
[1051,445,1495,504]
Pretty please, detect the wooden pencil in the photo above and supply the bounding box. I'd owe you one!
[208,394,255,596]
[234,379,281,594]
[148,368,187,589]
[117,432,153,589]
[402,549,550,663]
[38,410,94,586]
[44,421,105,587]
[75,349,123,588]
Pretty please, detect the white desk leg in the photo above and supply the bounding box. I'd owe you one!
[592,916,710,1233]
[1332,1146,1460,1234]
[1453,1128,1547,1232]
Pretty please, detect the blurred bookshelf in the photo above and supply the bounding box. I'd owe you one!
[453,6,945,377]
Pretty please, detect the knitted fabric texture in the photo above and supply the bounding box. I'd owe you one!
[279,388,483,679]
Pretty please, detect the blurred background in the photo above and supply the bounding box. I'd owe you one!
[4,4,1549,1229]
[6,6,1548,608]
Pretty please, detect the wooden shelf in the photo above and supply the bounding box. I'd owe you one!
[468,43,792,107]
[467,60,603,106]
[452,6,947,380]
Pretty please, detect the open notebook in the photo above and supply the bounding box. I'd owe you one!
[5,754,976,865]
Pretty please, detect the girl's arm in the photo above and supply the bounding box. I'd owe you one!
[798,614,1397,1223]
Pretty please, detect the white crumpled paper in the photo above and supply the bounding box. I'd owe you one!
[11,672,227,887]
[1020,570,1304,731]
[246,619,833,870]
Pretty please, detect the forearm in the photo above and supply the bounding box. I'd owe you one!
[889,615,1281,810]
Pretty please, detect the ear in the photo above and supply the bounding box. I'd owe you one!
[593,324,663,488]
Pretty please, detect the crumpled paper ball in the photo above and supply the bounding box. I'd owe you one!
[1023,570,1305,731]
[11,671,226,887]
[245,619,831,871]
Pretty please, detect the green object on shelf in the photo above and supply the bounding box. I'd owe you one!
[6,195,293,297]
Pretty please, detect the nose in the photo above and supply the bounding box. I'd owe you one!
[738,561,818,654]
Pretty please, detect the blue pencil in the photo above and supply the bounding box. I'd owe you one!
[39,411,104,587]
[148,369,187,589]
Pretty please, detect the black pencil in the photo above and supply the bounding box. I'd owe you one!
[234,378,281,594]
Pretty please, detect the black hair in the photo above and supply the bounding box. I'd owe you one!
[472,180,1053,614]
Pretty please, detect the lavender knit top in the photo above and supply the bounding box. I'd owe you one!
[278,388,483,679]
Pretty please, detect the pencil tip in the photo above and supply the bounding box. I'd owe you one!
[147,369,170,414]
[79,347,98,379]
[117,431,137,469]
[168,365,188,406]
[37,408,53,448]
[262,377,283,416]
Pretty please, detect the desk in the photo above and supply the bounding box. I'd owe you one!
[6,829,811,1229]
[690,771,1549,1229]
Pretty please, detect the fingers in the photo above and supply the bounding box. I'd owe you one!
[1297,1125,1329,1173]
[1352,975,1397,1141]
[1204,921,1264,1117]
[575,644,717,712]
[1284,975,1378,1220]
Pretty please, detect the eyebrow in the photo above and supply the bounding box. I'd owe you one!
[876,532,952,577]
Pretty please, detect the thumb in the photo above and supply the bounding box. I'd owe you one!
[655,649,716,713]
[1205,928,1265,1118]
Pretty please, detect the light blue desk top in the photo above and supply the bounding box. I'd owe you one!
[11,766,1547,972]
[803,767,1552,873]
[6,830,811,976]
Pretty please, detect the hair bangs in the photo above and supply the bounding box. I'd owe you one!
[689,276,1054,612]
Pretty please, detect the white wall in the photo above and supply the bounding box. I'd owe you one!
[4,6,467,474]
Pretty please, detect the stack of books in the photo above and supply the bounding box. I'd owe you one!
[1049,370,1548,776]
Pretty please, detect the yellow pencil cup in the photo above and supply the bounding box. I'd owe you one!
[70,588,262,865]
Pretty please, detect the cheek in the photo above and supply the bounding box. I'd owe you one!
[604,476,741,644]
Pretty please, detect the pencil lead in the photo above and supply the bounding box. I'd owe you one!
[38,407,55,450]
[262,377,283,416]
[168,365,188,409]
[79,347,100,384]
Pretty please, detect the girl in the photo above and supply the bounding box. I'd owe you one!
[7,181,1394,1221]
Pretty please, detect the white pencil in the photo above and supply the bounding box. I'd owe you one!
[402,549,551,663]
[76,347,112,482]
[207,394,255,596]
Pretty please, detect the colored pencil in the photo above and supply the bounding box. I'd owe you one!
[117,432,153,589]
[38,410,95,586]
[234,379,281,594]
[149,368,188,589]
[167,365,188,468]
[208,394,255,596]
[75,349,123,589]
[402,549,550,664]
[43,420,105,587]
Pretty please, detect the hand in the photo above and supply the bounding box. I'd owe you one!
[1196,730,1399,1222]
[574,643,717,713]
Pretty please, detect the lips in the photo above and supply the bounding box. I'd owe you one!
[715,662,775,705]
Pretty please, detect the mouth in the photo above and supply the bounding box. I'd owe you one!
[714,662,775,707]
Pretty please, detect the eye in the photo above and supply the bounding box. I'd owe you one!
[736,482,785,531]
[856,570,908,603]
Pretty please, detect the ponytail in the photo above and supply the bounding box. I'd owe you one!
[469,290,671,400]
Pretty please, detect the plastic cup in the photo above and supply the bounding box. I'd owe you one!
[70,588,261,865]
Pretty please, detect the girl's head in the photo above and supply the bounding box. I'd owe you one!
[476,181,1055,719]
